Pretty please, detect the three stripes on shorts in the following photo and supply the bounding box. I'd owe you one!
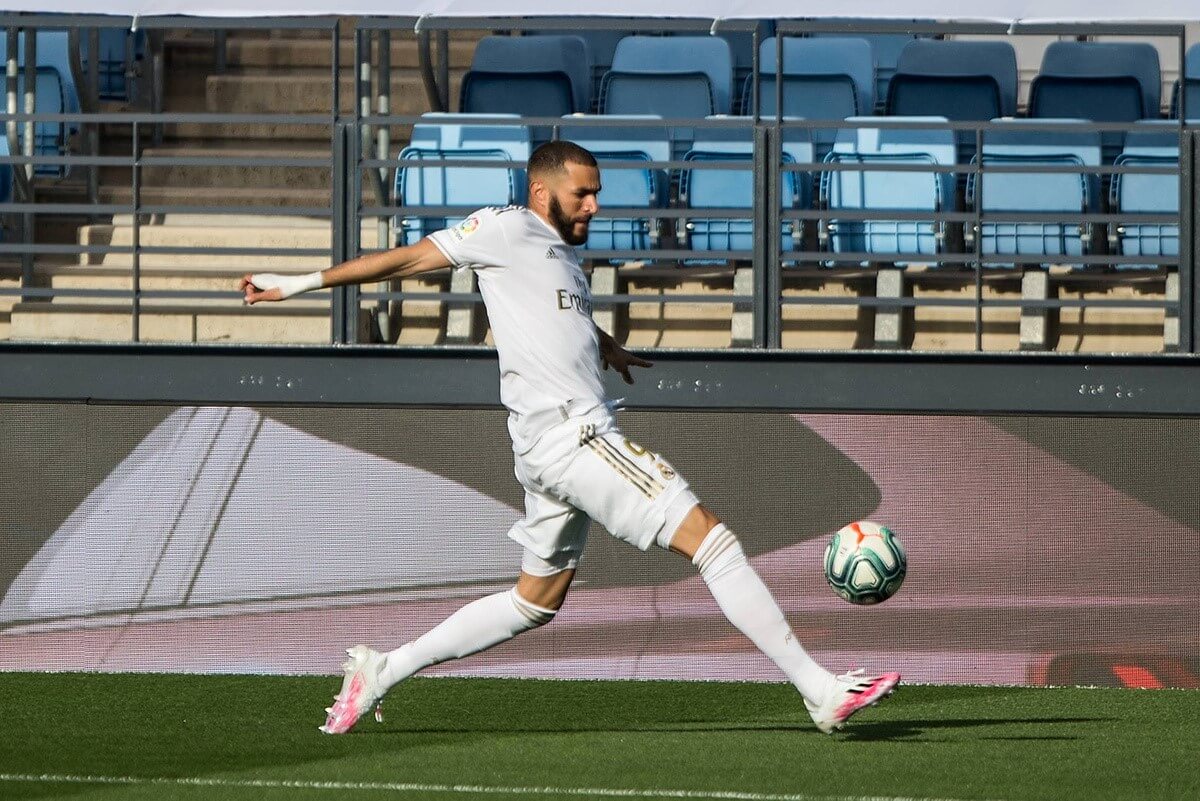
[580,426,665,501]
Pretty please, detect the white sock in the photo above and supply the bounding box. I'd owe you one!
[693,524,832,705]
[378,588,555,691]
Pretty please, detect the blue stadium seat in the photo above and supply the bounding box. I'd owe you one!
[887,40,1017,120]
[461,36,592,116]
[677,119,814,259]
[1169,43,1199,120]
[393,114,530,245]
[1,31,80,129]
[82,28,145,101]
[556,116,671,257]
[527,29,631,110]
[821,117,957,259]
[1029,42,1161,161]
[812,28,926,108]
[600,36,734,117]
[968,120,1103,263]
[745,38,873,159]
[1110,122,1179,267]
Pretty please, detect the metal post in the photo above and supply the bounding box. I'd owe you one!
[751,124,770,348]
[436,30,450,112]
[86,28,100,211]
[132,120,141,343]
[214,30,227,73]
[21,30,35,294]
[331,121,348,344]
[376,28,394,340]
[417,29,444,112]
[1183,129,1196,353]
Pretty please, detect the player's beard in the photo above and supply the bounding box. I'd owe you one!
[548,194,590,246]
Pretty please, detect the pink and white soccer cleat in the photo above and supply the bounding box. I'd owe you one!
[319,645,387,734]
[805,669,900,734]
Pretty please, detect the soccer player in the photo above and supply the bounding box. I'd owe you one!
[240,141,899,735]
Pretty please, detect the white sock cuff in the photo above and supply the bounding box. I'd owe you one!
[508,589,557,628]
[692,524,747,582]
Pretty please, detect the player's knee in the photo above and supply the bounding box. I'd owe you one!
[691,523,748,583]
[509,588,558,629]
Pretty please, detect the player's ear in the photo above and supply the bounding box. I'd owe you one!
[529,176,549,206]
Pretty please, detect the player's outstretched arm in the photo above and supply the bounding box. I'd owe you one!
[240,238,453,304]
[597,326,653,384]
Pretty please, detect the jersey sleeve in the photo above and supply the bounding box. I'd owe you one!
[427,208,511,271]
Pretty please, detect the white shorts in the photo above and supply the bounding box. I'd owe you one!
[506,407,700,565]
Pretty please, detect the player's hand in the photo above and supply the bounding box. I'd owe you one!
[240,272,323,304]
[240,274,283,304]
[601,341,653,384]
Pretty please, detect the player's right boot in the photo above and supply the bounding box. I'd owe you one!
[319,645,387,734]
[805,669,900,734]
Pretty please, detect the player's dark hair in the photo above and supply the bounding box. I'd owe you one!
[527,140,597,179]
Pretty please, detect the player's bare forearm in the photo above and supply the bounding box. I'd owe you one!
[241,238,452,303]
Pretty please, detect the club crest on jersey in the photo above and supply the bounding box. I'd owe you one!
[450,215,481,241]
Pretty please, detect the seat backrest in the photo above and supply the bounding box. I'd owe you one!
[601,73,715,117]
[892,39,1017,117]
[758,37,874,116]
[557,115,672,163]
[529,29,629,71]
[461,72,575,117]
[468,36,592,113]
[609,35,734,113]
[751,74,860,119]
[837,116,957,164]
[981,119,1102,166]
[1037,41,1161,118]
[887,74,1002,121]
[1029,75,1144,123]
[813,29,925,106]
[1121,120,1180,156]
[398,114,530,209]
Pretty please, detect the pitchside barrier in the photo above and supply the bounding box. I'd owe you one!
[0,15,1197,690]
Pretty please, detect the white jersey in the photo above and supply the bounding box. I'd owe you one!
[428,206,608,452]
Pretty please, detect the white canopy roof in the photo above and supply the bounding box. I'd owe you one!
[0,1,1194,24]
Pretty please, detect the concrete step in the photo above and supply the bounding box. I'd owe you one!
[7,301,341,344]
[96,184,339,210]
[74,219,389,268]
[205,70,462,114]
[167,34,478,70]
[97,143,336,190]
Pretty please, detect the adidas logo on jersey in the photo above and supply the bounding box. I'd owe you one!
[545,247,558,260]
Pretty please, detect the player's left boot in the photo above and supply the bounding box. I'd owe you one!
[805,669,900,734]
[319,645,387,734]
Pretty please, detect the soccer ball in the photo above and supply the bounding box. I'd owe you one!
[823,521,906,605]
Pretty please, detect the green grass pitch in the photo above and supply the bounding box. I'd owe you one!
[0,672,1196,801]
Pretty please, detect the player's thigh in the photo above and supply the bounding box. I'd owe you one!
[557,429,700,552]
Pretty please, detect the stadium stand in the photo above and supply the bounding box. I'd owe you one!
[460,35,591,116]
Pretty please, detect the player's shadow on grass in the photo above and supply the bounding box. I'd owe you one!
[839,717,1113,742]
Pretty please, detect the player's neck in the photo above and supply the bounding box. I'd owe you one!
[529,207,566,244]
